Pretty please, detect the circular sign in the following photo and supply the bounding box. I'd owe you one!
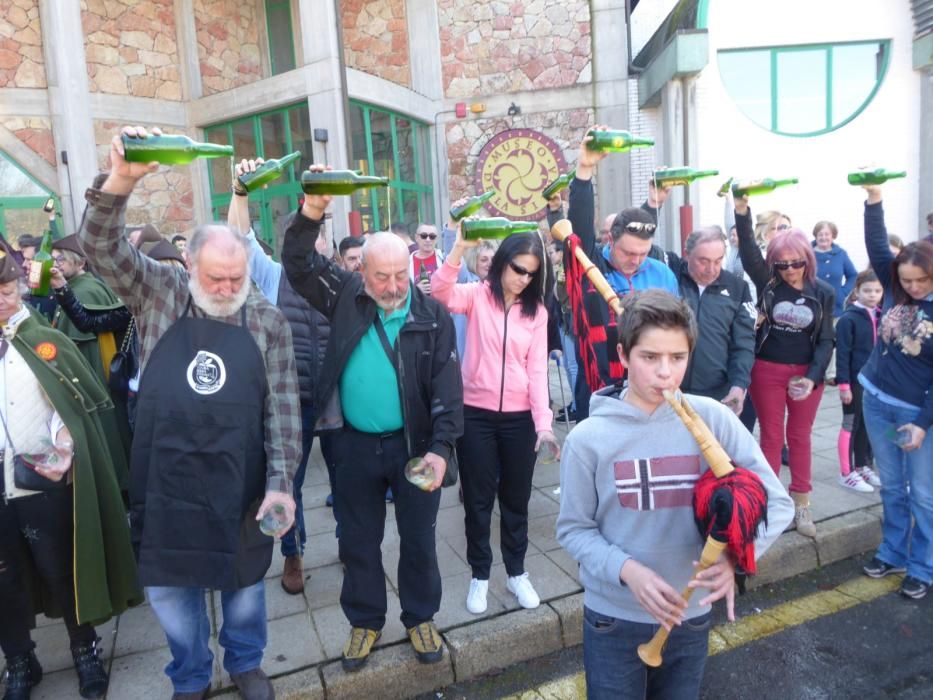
[474,129,568,220]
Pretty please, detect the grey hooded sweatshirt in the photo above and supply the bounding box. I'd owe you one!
[557,385,794,624]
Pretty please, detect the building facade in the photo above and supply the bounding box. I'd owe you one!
[0,0,929,260]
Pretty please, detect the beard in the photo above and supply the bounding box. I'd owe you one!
[365,282,407,312]
[189,274,250,318]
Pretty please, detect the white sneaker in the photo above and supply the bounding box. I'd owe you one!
[466,578,488,614]
[839,472,874,493]
[857,466,882,487]
[507,573,540,609]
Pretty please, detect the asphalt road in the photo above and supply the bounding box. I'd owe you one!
[420,553,932,700]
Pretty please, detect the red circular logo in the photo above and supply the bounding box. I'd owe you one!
[473,129,568,221]
[35,342,57,361]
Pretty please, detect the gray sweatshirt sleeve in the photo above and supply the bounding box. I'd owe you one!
[556,440,631,587]
[700,398,795,560]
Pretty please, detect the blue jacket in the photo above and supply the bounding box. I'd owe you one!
[812,242,857,317]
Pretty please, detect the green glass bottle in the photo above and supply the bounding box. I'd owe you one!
[541,169,576,200]
[122,133,233,164]
[237,151,302,193]
[585,129,654,152]
[731,177,799,198]
[27,228,53,296]
[847,168,907,186]
[652,167,720,187]
[449,190,495,222]
[300,170,389,196]
[462,218,539,241]
[716,177,734,198]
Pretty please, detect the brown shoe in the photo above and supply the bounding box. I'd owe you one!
[281,554,305,594]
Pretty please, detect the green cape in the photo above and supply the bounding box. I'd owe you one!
[52,272,124,381]
[13,311,142,626]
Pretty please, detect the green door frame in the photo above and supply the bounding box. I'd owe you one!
[0,150,60,241]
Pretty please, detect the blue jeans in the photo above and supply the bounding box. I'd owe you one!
[559,328,578,411]
[862,390,933,584]
[281,403,314,558]
[147,581,267,693]
[583,606,710,700]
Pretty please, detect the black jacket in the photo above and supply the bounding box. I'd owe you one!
[666,252,756,399]
[276,274,329,406]
[736,211,836,384]
[835,304,877,386]
[282,211,463,463]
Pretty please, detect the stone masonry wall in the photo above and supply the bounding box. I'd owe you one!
[0,0,46,88]
[446,108,593,208]
[81,0,181,100]
[438,0,591,99]
[1,117,56,167]
[341,0,411,87]
[194,0,262,95]
[94,121,195,235]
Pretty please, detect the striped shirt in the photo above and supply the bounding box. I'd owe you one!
[77,185,299,494]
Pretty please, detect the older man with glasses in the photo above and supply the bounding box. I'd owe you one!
[409,223,444,296]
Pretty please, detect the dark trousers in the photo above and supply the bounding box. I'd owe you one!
[335,428,441,630]
[320,431,339,522]
[281,403,315,558]
[457,406,537,580]
[0,482,96,659]
[842,382,872,467]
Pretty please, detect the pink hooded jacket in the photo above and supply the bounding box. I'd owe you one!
[432,259,553,433]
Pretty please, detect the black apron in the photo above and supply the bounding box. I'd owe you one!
[130,299,271,590]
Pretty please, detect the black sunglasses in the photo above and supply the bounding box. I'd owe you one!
[773,260,807,271]
[624,222,657,234]
[418,232,437,240]
[508,261,538,279]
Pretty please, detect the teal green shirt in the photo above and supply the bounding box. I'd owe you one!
[340,290,412,432]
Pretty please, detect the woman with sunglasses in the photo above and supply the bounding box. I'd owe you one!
[735,196,835,538]
[432,226,554,615]
[858,185,933,600]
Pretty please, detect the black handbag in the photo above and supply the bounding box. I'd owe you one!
[108,318,137,396]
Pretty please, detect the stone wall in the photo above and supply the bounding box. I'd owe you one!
[194,0,262,95]
[81,0,181,100]
[438,0,591,99]
[1,117,56,167]
[94,121,195,235]
[445,108,593,209]
[341,0,411,87]
[0,0,46,88]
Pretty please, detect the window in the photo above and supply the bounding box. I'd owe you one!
[718,40,890,137]
[348,101,434,233]
[205,102,313,253]
[265,0,296,75]
[0,151,59,241]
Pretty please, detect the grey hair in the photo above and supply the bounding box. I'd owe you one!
[684,226,727,256]
[464,239,499,276]
[360,231,407,265]
[59,250,86,267]
[187,223,251,267]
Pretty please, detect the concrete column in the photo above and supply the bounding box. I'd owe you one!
[406,0,442,101]
[590,0,631,214]
[174,0,203,102]
[920,69,932,232]
[38,0,97,233]
[658,80,684,252]
[297,0,350,236]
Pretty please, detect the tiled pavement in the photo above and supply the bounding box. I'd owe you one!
[4,370,883,699]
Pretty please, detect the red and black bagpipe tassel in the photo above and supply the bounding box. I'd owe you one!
[562,233,604,393]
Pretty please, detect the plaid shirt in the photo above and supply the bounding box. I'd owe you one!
[78,185,299,494]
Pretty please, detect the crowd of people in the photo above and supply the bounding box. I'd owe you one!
[0,123,930,700]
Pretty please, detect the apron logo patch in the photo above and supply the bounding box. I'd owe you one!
[187,351,226,395]
[35,342,57,361]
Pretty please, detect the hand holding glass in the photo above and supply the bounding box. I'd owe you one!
[405,457,436,491]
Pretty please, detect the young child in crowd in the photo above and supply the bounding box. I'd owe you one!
[557,290,793,700]
[836,269,885,492]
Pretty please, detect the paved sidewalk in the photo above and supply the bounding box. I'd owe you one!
[4,375,885,699]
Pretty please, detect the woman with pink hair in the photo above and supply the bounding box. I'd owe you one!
[734,196,836,538]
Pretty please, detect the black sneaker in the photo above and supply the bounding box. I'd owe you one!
[862,556,906,578]
[2,650,42,700]
[900,576,930,600]
[71,638,108,699]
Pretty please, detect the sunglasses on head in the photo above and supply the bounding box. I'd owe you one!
[418,232,437,240]
[623,222,657,234]
[773,259,806,271]
[508,261,538,279]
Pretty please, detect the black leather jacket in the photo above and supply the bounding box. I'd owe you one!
[282,211,464,463]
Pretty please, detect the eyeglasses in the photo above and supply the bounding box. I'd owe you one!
[508,261,538,279]
[52,255,65,264]
[418,233,437,240]
[775,224,791,232]
[624,222,657,234]
[773,259,806,271]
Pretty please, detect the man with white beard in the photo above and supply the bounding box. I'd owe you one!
[78,126,301,700]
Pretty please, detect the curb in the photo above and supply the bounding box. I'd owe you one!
[229,505,883,700]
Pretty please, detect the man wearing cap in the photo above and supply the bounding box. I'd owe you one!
[0,249,141,700]
[78,126,300,700]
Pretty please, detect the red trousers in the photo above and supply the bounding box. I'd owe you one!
[749,358,824,494]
